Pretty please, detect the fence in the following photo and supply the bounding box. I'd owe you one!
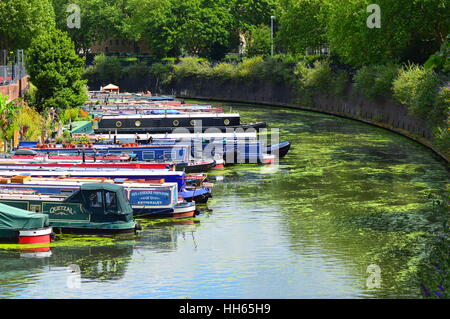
[0,49,27,86]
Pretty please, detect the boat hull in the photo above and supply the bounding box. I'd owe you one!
[0,227,52,244]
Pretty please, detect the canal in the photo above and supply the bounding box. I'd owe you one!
[0,101,448,298]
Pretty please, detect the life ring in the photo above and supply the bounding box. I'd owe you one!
[224,119,230,125]
[190,119,196,126]
[116,121,123,127]
[173,120,179,126]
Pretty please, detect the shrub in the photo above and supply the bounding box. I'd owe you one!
[330,69,350,96]
[83,54,123,85]
[211,62,238,80]
[235,56,265,80]
[123,62,151,79]
[172,56,212,79]
[354,63,400,100]
[393,64,442,123]
[295,60,332,90]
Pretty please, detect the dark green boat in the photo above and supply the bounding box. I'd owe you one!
[0,183,139,235]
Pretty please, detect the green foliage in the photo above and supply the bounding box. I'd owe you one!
[295,60,332,91]
[432,86,450,154]
[276,0,327,54]
[0,0,55,50]
[424,35,450,74]
[330,69,350,96]
[354,63,400,100]
[52,0,129,55]
[324,0,449,66]
[123,63,151,79]
[235,56,265,79]
[393,64,442,124]
[59,107,87,125]
[27,28,87,113]
[15,102,45,141]
[210,63,238,80]
[172,57,212,79]
[0,94,19,142]
[83,54,123,85]
[245,25,271,57]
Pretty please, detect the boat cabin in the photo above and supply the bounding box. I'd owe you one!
[0,183,136,234]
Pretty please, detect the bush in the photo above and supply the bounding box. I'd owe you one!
[123,62,151,79]
[172,56,212,79]
[295,60,332,90]
[330,69,350,96]
[211,62,238,80]
[393,64,442,123]
[354,63,400,100]
[235,56,265,80]
[83,54,123,85]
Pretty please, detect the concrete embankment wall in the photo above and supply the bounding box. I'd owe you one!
[166,77,449,163]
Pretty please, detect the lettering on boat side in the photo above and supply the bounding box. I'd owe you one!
[49,205,76,216]
[179,303,271,316]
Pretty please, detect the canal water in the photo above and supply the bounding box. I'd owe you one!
[0,102,448,299]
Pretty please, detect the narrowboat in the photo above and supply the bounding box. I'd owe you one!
[93,113,267,133]
[78,132,291,162]
[18,143,219,172]
[12,148,132,162]
[0,203,53,244]
[0,169,212,203]
[0,177,197,219]
[0,183,139,234]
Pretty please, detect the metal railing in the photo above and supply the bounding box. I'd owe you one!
[0,49,27,86]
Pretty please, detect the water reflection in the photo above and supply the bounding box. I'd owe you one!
[0,103,448,298]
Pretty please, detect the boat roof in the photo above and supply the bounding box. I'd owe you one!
[82,132,258,139]
[0,202,50,230]
[100,113,240,119]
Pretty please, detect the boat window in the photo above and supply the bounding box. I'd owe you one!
[88,191,103,208]
[105,191,118,210]
[163,151,173,161]
[30,205,41,212]
[142,151,155,160]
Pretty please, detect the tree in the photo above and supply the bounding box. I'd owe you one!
[245,25,272,57]
[26,28,87,113]
[52,0,130,55]
[0,93,19,151]
[276,0,328,54]
[126,0,235,59]
[324,0,450,66]
[0,0,55,50]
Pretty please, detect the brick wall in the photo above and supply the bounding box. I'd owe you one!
[0,76,29,101]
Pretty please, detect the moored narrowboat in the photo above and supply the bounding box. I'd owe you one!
[0,183,139,234]
[93,113,267,133]
[0,175,206,214]
[0,203,53,244]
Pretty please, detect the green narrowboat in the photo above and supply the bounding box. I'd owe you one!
[0,183,139,235]
[0,203,52,244]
